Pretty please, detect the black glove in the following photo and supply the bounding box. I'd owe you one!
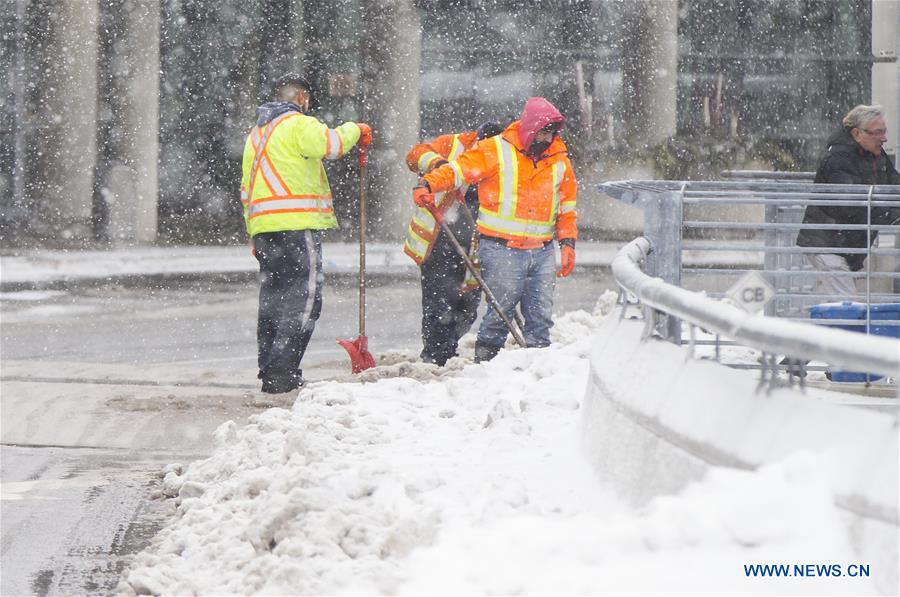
[427,159,448,173]
[476,121,503,140]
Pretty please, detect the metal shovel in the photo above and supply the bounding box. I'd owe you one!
[426,203,527,348]
[456,197,526,331]
[337,144,376,373]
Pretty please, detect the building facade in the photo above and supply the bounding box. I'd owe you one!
[1,0,894,247]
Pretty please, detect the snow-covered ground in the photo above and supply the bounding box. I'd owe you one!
[121,293,882,596]
[0,241,760,289]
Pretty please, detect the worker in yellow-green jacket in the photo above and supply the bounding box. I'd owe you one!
[240,73,372,394]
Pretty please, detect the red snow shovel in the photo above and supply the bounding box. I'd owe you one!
[337,144,377,373]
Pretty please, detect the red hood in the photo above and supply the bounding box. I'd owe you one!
[502,121,567,157]
[516,97,566,151]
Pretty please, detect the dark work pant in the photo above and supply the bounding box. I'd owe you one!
[254,230,323,382]
[420,233,481,365]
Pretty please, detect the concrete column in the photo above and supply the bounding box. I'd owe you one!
[871,0,899,292]
[8,0,29,234]
[41,0,99,243]
[621,0,678,145]
[107,0,160,245]
[360,0,421,241]
[871,0,898,157]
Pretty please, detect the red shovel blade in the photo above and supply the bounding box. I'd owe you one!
[337,335,376,373]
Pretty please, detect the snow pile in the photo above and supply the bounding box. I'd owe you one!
[399,454,873,596]
[122,292,873,596]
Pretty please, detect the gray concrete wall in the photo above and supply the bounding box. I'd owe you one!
[582,316,899,594]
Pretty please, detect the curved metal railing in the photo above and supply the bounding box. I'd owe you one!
[613,237,900,379]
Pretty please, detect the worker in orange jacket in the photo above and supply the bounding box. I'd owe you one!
[413,98,577,362]
[404,122,503,365]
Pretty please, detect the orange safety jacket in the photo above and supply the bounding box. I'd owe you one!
[403,130,479,264]
[422,121,577,249]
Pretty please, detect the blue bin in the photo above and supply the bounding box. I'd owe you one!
[809,301,900,382]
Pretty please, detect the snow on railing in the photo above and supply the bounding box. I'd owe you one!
[613,237,900,380]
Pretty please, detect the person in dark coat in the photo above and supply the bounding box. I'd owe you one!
[404,122,503,366]
[796,104,900,295]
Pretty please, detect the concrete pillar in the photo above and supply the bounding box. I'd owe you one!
[871,0,898,158]
[871,0,899,292]
[41,0,99,243]
[107,0,160,245]
[621,0,678,145]
[360,0,421,241]
[8,0,29,234]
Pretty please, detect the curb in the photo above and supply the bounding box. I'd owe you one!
[1,241,763,293]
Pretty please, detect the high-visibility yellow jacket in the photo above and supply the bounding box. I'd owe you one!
[422,120,577,249]
[240,107,361,237]
[403,130,478,264]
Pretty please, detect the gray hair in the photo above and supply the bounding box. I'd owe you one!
[843,104,885,130]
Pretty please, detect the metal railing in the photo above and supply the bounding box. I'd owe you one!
[601,179,900,340]
[720,170,815,181]
[613,237,900,385]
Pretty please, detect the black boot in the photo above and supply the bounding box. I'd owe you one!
[421,352,450,367]
[779,356,809,378]
[261,370,305,394]
[474,342,501,363]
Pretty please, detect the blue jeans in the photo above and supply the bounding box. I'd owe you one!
[476,237,555,349]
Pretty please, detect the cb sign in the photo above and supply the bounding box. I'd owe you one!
[726,271,775,314]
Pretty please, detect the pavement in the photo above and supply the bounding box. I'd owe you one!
[0,240,595,449]
[0,241,603,291]
[0,239,635,458]
[0,240,761,292]
[0,236,771,451]
[1,243,407,291]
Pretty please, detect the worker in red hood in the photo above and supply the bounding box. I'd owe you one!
[414,97,578,362]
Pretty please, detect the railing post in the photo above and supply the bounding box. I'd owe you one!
[865,185,874,323]
[642,188,683,343]
[866,185,873,384]
[764,203,778,317]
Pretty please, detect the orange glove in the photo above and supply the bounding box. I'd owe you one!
[413,182,434,208]
[557,242,575,277]
[357,123,373,147]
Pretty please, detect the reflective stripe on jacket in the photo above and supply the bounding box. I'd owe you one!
[422,121,577,249]
[240,113,361,237]
[403,131,478,264]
